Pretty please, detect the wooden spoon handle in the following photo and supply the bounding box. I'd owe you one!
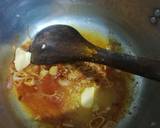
[91,49,160,81]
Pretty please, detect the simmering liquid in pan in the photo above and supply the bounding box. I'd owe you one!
[8,29,134,128]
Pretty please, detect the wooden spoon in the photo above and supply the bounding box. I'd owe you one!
[30,25,160,81]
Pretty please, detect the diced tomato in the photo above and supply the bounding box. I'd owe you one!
[40,75,60,95]
[16,84,37,96]
[16,75,63,119]
[20,94,62,118]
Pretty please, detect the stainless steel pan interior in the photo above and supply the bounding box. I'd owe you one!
[0,0,160,128]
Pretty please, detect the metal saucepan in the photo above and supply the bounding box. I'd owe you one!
[0,0,160,128]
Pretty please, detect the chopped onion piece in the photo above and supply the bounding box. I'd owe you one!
[49,66,58,76]
[81,87,96,108]
[14,48,31,71]
[40,69,48,78]
[24,78,35,86]
[58,79,71,86]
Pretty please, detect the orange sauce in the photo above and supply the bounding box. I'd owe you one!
[9,30,134,128]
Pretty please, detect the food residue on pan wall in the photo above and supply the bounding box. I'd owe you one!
[8,29,134,128]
